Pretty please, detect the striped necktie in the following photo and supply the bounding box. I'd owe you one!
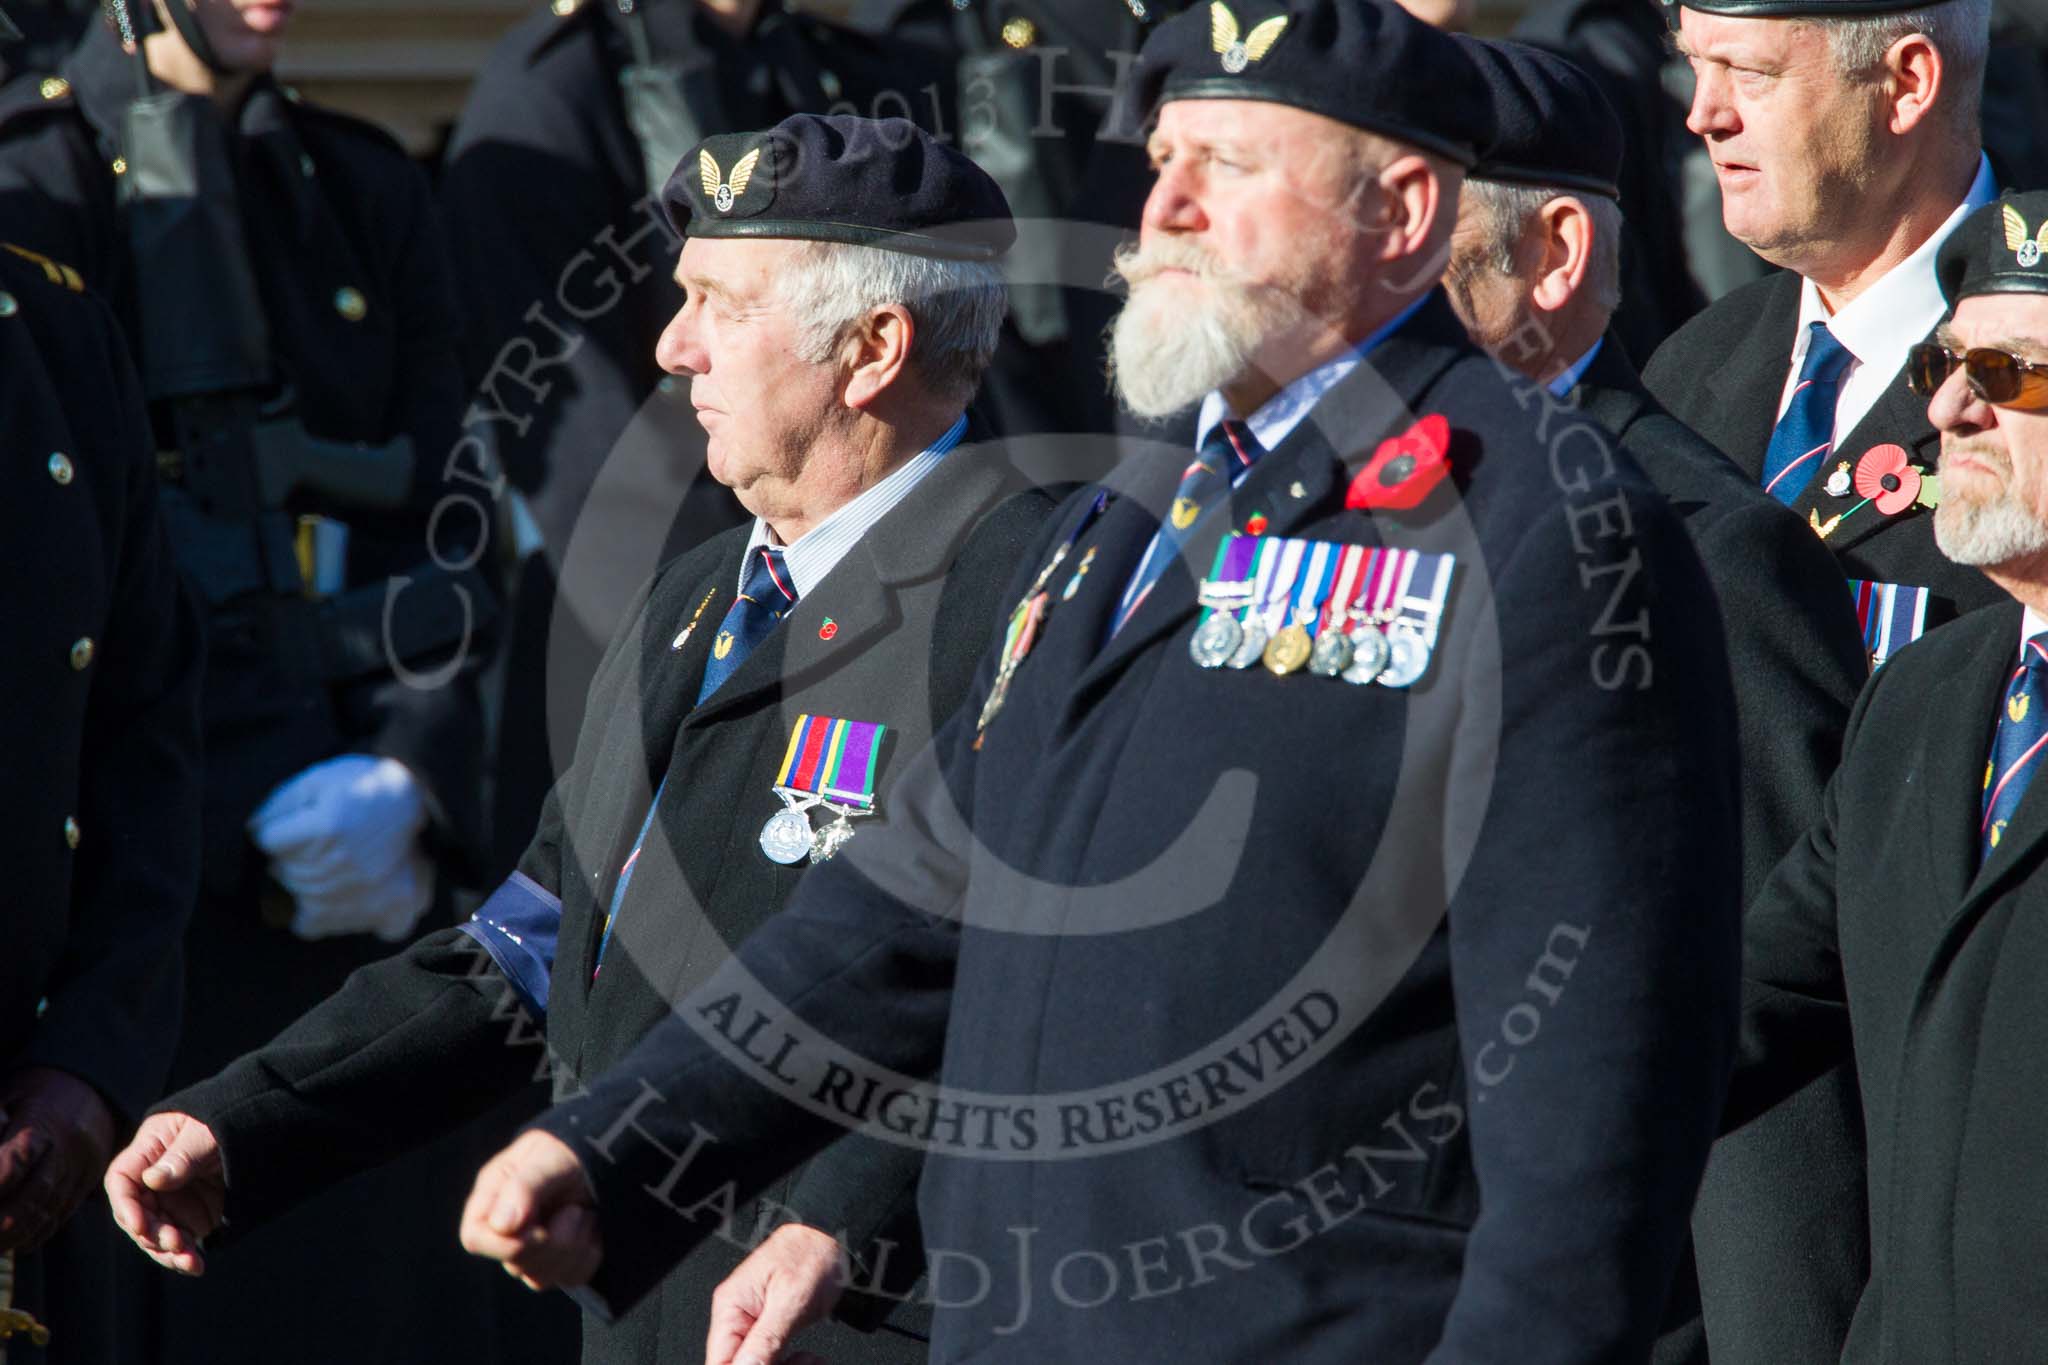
[1111,419,1264,637]
[595,545,799,972]
[1981,631,2048,863]
[1761,321,1854,505]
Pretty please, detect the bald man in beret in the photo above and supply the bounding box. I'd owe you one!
[1722,188,2048,1361]
[104,114,1054,1365]
[458,2,1745,1361]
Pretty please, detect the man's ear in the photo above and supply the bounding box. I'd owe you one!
[1530,196,1594,314]
[1884,32,1945,138]
[842,304,915,410]
[1371,154,1446,265]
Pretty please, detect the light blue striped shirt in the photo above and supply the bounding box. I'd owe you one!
[738,413,967,597]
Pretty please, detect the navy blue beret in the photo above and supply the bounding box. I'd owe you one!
[1131,0,1494,168]
[1938,192,2048,306]
[660,113,1014,262]
[1460,37,1622,201]
[1676,0,1947,15]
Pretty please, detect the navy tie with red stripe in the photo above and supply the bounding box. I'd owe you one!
[1760,321,1853,505]
[1981,631,2048,863]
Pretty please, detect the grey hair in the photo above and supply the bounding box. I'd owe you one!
[1463,180,1624,316]
[774,240,1008,405]
[1810,0,1989,142]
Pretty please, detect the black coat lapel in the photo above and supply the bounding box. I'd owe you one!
[1703,272,1804,482]
[1788,366,1944,558]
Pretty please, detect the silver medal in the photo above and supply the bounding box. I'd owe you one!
[1307,628,1353,677]
[1227,617,1269,670]
[1190,612,1243,668]
[1341,626,1392,684]
[1377,629,1431,688]
[759,807,815,864]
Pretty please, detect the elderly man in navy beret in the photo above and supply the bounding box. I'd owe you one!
[104,114,1054,1365]
[455,2,1745,1362]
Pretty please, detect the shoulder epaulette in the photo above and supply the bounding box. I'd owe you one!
[1,242,83,291]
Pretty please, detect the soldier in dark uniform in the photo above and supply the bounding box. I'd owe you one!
[441,0,965,886]
[461,5,1747,1362]
[0,2,565,1361]
[0,190,204,1363]
[108,114,1055,1365]
[1645,0,2003,641]
[1445,38,1874,1365]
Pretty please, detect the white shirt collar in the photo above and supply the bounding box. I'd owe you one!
[2022,604,2048,655]
[1785,154,1997,438]
[1194,293,1432,457]
[739,414,965,598]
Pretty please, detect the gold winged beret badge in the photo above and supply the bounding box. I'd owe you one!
[1210,2,1288,73]
[2003,203,2048,268]
[701,146,764,214]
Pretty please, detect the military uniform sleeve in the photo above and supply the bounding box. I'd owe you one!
[1720,672,1874,1134]
[1428,477,1744,1364]
[16,287,204,1125]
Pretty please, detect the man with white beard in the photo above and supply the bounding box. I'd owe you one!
[1720,189,2048,1360]
[451,3,1748,1361]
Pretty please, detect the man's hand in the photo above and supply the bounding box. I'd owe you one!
[706,1223,849,1365]
[103,1111,226,1275]
[249,754,434,942]
[459,1130,602,1291]
[0,1067,117,1255]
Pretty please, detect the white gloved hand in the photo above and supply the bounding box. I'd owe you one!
[249,755,435,943]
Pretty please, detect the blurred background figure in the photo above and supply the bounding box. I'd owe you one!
[0,187,204,1362]
[0,0,571,1360]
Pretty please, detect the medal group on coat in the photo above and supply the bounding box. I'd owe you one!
[8,0,2048,1361]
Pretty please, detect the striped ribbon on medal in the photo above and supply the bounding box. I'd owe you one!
[1847,579,1932,669]
[776,714,887,810]
[1395,553,1457,649]
[1318,543,1371,634]
[1253,538,1307,635]
[1196,533,1261,624]
[1286,540,1339,631]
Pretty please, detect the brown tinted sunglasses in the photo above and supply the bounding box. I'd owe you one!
[1907,343,2048,409]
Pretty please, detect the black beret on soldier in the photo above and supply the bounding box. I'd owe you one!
[1130,0,1494,167]
[1938,192,2048,307]
[660,112,1014,262]
[1460,36,1623,201]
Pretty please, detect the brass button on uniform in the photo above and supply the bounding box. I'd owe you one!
[63,817,80,850]
[334,286,367,322]
[48,452,74,485]
[1001,16,1037,46]
[69,637,94,670]
[111,156,127,176]
[39,76,69,101]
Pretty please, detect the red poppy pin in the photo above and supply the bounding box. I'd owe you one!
[1853,443,1921,516]
[819,618,839,641]
[1347,415,1452,512]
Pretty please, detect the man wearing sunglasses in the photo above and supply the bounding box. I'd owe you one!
[1727,188,2048,1361]
[1644,0,2006,647]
